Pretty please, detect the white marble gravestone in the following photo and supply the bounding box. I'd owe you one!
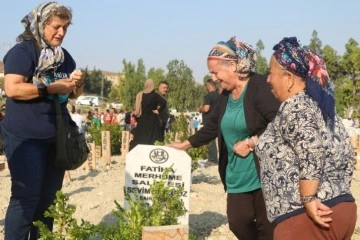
[125,144,191,225]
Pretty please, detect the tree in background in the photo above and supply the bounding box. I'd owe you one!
[308,30,323,56]
[82,67,112,98]
[147,67,166,87]
[166,59,204,111]
[338,38,360,117]
[254,39,268,75]
[322,45,341,80]
[117,59,146,110]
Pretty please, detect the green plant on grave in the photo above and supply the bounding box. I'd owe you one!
[33,191,98,240]
[155,114,208,172]
[87,124,123,155]
[99,166,187,239]
[34,166,187,240]
[189,233,198,240]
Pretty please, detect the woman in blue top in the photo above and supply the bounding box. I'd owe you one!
[169,36,280,240]
[2,2,85,239]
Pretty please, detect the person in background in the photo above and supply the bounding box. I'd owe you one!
[118,109,126,129]
[124,108,132,131]
[256,37,356,240]
[100,111,104,125]
[199,78,220,163]
[167,113,175,133]
[70,106,85,133]
[86,110,93,125]
[1,2,85,239]
[130,111,137,130]
[193,116,199,132]
[111,108,118,125]
[157,80,169,141]
[104,109,111,125]
[169,36,280,240]
[129,79,166,150]
[0,104,5,121]
[91,108,100,127]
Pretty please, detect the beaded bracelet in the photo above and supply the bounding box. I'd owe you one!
[300,195,317,204]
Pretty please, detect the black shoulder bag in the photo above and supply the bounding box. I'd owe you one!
[50,72,90,170]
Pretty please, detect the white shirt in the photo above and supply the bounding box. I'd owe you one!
[70,113,84,132]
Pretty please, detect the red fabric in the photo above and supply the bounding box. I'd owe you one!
[274,202,357,240]
[104,113,111,124]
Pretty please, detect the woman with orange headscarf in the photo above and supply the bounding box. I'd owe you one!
[169,36,280,239]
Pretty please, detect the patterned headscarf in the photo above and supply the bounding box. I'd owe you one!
[273,37,335,129]
[208,36,257,78]
[16,2,70,87]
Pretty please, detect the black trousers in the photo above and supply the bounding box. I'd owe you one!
[227,189,273,240]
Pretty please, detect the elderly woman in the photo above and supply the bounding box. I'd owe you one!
[129,79,167,150]
[2,2,84,239]
[256,37,356,240]
[169,37,280,240]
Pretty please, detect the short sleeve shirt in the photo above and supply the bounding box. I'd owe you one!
[2,41,76,139]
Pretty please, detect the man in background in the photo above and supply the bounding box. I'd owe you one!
[157,81,169,141]
[70,106,85,133]
[199,79,220,163]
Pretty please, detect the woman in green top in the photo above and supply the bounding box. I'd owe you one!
[169,36,280,240]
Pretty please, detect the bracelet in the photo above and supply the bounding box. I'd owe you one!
[38,86,48,98]
[300,195,317,204]
[245,138,254,151]
[250,136,258,146]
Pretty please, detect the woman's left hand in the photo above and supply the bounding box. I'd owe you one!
[304,199,333,228]
[71,69,85,88]
[233,140,251,157]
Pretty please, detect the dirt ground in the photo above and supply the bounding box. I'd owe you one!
[1,155,360,239]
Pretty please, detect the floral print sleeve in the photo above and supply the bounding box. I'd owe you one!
[281,98,325,180]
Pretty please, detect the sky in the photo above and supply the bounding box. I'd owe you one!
[1,0,360,83]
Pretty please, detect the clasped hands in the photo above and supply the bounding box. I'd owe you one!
[304,199,333,228]
[233,139,252,157]
[49,69,84,95]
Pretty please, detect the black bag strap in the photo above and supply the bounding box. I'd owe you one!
[47,70,63,119]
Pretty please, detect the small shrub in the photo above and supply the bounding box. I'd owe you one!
[34,166,187,240]
[156,114,207,172]
[33,191,98,240]
[100,166,187,239]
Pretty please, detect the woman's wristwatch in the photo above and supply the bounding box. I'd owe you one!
[38,86,48,98]
[300,195,317,204]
